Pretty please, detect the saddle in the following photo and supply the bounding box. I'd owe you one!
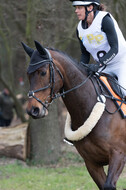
[98,73,126,118]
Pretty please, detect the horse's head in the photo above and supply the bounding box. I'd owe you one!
[22,41,63,118]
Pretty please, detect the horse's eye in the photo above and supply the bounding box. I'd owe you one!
[41,71,46,76]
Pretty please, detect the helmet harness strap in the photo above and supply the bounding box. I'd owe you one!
[83,5,97,28]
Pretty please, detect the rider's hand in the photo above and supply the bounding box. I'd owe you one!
[80,61,105,74]
[87,63,100,73]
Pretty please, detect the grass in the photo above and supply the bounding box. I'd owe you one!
[0,146,125,190]
[0,162,97,190]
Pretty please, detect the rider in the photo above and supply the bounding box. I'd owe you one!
[69,0,126,98]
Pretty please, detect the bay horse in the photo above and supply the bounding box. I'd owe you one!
[22,41,126,190]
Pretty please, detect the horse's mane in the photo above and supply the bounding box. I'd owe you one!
[47,47,86,73]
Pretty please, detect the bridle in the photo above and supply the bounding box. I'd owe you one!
[28,49,91,109]
[28,49,64,109]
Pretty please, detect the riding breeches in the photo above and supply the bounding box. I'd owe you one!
[100,61,126,96]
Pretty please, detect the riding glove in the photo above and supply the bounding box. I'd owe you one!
[87,64,100,73]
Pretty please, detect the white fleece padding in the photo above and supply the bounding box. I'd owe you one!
[65,101,106,141]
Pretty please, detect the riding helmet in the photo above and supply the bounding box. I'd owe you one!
[70,0,100,6]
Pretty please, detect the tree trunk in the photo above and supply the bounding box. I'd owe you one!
[29,101,61,164]
[25,0,61,165]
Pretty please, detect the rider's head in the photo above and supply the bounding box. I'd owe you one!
[70,0,104,22]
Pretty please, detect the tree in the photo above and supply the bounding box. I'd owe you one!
[29,102,61,164]
[25,0,61,164]
[0,2,26,122]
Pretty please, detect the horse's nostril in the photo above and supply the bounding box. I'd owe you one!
[27,106,40,117]
[31,107,40,116]
[27,105,48,118]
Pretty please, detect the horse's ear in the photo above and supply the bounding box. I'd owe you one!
[21,42,34,57]
[34,41,47,56]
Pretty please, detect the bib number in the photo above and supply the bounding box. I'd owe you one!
[97,51,106,59]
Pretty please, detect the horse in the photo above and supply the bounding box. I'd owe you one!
[22,41,126,190]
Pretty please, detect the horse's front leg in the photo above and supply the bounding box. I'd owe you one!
[104,149,126,190]
[85,159,106,190]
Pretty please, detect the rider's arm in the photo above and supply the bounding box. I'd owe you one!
[99,14,118,65]
[76,29,90,64]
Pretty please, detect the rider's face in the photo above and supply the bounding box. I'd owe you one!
[75,5,94,24]
[75,6,86,20]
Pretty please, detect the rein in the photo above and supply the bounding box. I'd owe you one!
[52,74,91,100]
[28,50,91,108]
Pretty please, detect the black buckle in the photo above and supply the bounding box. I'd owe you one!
[28,91,34,98]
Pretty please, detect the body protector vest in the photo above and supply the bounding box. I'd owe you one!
[77,11,126,64]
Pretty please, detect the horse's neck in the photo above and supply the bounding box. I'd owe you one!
[60,60,96,129]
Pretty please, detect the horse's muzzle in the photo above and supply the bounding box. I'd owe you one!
[27,105,48,119]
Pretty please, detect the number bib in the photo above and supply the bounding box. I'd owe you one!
[77,11,126,63]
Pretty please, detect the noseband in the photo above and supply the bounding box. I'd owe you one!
[28,49,91,109]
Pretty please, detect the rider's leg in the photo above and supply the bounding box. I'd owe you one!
[117,66,126,97]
